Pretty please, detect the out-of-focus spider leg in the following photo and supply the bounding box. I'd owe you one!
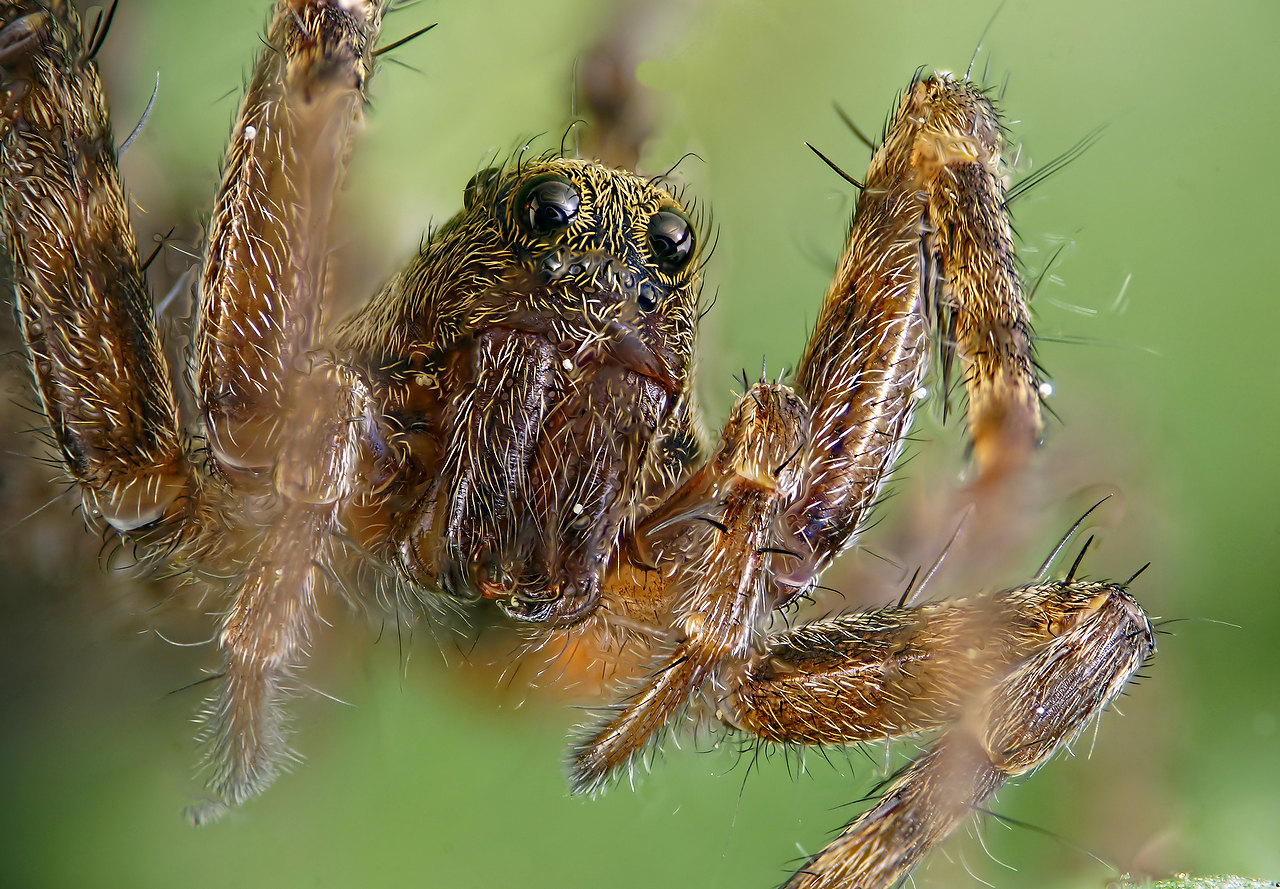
[726,580,1153,889]
[573,0,684,171]
[0,1,191,535]
[197,0,381,474]
[777,73,1041,600]
[188,0,384,815]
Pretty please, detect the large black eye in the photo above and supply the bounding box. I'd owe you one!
[518,176,580,234]
[647,209,695,275]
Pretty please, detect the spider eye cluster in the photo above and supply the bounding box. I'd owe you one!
[513,170,697,281]
[519,176,581,234]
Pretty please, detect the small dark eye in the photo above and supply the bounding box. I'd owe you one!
[464,167,501,210]
[518,176,581,234]
[647,209,695,275]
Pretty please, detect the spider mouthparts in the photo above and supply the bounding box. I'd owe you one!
[437,560,482,602]
[598,317,680,395]
[500,580,601,627]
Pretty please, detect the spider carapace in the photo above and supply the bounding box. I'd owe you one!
[0,2,1154,887]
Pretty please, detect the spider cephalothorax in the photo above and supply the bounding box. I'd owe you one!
[338,157,705,625]
[0,2,1153,886]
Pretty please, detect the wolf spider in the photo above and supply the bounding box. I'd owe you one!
[0,1,1154,886]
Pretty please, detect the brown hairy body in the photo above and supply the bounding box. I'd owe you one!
[0,2,1153,886]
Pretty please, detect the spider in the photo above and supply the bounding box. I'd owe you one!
[0,2,1154,887]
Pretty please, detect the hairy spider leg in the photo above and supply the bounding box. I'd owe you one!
[780,73,1042,602]
[571,73,1045,790]
[568,73,1143,889]
[188,0,386,814]
[0,1,191,534]
[738,581,1153,889]
[1,0,393,816]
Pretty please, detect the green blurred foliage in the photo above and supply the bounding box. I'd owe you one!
[1,1,1278,888]
[1134,879,1280,889]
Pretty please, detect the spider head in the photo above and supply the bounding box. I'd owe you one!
[348,158,704,625]
[455,156,701,393]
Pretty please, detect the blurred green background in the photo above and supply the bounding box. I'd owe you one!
[2,0,1278,887]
